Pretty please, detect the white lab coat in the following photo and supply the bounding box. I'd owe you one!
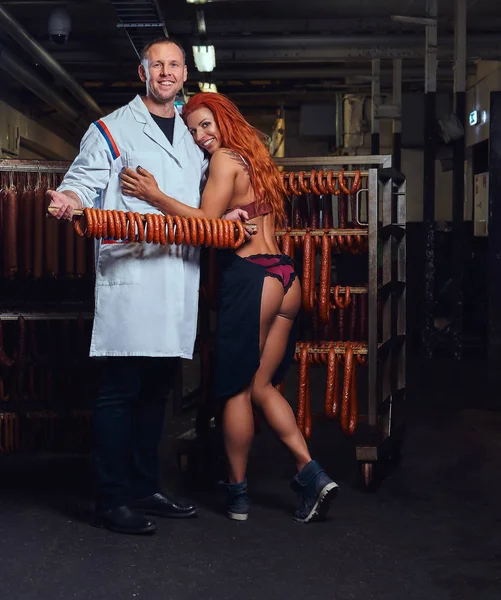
[58,95,207,358]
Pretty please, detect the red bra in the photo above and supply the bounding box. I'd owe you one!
[224,200,271,220]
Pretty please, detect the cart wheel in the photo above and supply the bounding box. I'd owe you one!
[361,462,374,488]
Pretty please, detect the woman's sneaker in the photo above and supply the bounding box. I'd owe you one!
[220,479,249,521]
[290,460,339,523]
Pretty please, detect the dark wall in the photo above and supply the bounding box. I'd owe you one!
[401,92,454,149]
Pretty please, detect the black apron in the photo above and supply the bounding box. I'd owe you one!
[213,253,297,401]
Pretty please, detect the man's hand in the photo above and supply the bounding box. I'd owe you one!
[223,207,249,222]
[46,189,82,221]
[222,207,256,241]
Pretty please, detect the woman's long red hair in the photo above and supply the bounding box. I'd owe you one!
[182,92,286,225]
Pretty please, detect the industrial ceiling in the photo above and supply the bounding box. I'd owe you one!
[0,0,500,143]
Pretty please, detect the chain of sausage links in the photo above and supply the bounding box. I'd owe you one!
[276,229,368,255]
[284,169,367,254]
[73,208,246,249]
[294,341,367,438]
[282,169,362,197]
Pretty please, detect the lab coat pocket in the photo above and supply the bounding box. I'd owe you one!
[123,151,164,174]
[96,242,141,286]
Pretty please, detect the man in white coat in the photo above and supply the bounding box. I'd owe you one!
[47,38,207,535]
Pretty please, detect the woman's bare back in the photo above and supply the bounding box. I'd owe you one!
[214,150,280,257]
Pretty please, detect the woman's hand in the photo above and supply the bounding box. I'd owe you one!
[120,166,160,203]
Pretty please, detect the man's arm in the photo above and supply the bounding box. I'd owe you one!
[48,124,112,220]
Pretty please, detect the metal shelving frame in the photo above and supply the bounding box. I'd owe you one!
[0,159,71,173]
[275,155,406,486]
[0,158,90,321]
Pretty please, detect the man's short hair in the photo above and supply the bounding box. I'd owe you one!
[140,37,186,63]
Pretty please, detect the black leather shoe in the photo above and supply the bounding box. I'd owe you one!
[133,492,198,519]
[93,506,157,535]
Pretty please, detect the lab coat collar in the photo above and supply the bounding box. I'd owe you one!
[128,95,188,161]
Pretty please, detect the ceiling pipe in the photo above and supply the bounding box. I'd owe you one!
[208,66,475,80]
[69,62,476,82]
[0,44,80,123]
[196,33,498,48]
[0,5,103,117]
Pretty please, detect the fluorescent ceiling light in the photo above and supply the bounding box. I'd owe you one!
[199,82,218,93]
[196,9,207,35]
[193,45,216,72]
[186,0,207,4]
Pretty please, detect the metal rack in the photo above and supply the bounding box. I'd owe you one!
[0,160,101,456]
[275,155,407,488]
[0,311,93,320]
[0,159,71,173]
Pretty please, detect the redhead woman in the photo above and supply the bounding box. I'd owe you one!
[120,92,338,523]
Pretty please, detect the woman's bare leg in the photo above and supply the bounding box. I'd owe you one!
[221,276,285,483]
[251,278,312,471]
[222,388,254,483]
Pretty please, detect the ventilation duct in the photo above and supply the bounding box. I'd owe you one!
[343,95,366,151]
[111,0,168,58]
[0,5,102,117]
[0,44,80,124]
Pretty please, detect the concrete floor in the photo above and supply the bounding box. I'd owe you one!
[0,358,500,600]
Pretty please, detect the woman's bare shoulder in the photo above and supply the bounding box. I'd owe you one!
[211,148,250,175]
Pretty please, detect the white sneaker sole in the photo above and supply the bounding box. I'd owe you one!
[293,481,339,524]
[228,512,249,521]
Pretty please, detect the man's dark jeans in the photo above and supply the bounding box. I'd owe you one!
[93,357,174,512]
